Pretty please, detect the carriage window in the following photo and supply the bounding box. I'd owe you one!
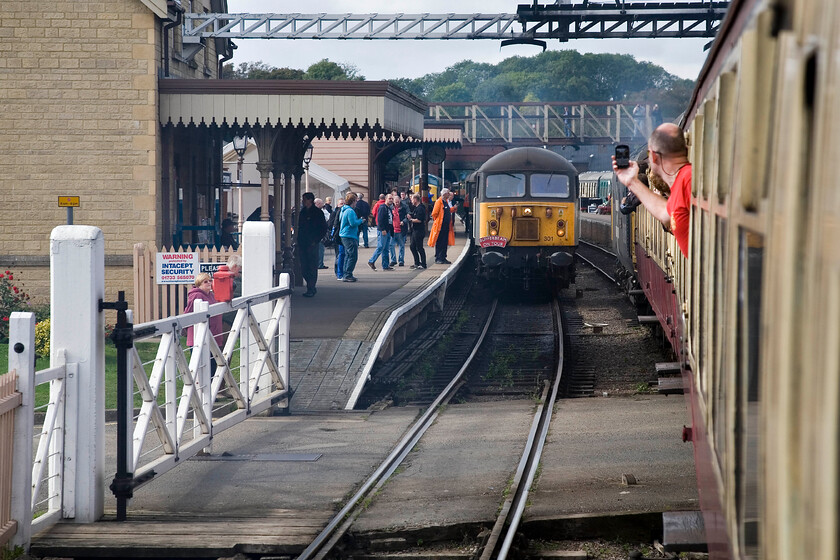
[485,173,526,198]
[530,173,570,198]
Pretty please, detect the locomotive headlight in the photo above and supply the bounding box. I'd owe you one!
[490,228,498,236]
[556,219,566,237]
[489,220,498,229]
[545,208,552,218]
[523,207,532,216]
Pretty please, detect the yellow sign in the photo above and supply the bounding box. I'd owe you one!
[58,196,80,207]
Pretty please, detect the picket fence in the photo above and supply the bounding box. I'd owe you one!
[133,243,240,324]
[0,370,21,547]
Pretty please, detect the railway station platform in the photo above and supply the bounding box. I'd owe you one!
[287,228,471,412]
[27,224,699,559]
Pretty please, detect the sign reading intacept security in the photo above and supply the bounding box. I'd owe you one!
[156,252,199,284]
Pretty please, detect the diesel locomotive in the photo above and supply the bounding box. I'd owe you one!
[467,147,579,290]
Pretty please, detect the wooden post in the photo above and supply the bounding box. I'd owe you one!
[50,225,105,523]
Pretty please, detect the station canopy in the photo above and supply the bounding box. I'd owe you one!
[159,79,426,140]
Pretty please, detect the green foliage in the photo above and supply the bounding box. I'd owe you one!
[35,318,50,359]
[222,50,691,116]
[0,269,32,341]
[396,50,693,118]
[222,61,304,80]
[305,59,365,81]
[223,59,365,81]
[1,545,25,560]
[484,347,515,387]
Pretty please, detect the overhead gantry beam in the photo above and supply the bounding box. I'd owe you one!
[182,2,729,42]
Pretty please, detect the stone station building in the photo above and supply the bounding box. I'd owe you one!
[1,0,428,305]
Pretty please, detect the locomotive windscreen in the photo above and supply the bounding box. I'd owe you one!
[486,173,525,198]
[531,174,570,197]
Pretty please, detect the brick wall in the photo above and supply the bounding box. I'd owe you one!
[0,1,220,304]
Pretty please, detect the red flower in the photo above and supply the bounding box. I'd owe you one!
[0,274,4,279]
[13,286,19,293]
[4,270,9,274]
[2,317,8,322]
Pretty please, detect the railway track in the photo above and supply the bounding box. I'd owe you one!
[576,239,618,283]
[297,293,565,559]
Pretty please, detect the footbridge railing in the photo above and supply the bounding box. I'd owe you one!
[7,222,288,551]
[427,101,655,144]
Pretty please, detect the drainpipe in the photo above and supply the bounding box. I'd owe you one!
[218,41,236,78]
[163,0,184,78]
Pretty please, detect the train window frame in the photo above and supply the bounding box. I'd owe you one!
[485,172,526,198]
[529,173,571,198]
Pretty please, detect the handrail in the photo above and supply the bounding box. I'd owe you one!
[344,240,472,410]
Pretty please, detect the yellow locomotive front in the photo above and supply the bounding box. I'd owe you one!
[472,147,579,289]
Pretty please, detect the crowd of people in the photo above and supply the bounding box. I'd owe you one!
[217,185,464,298]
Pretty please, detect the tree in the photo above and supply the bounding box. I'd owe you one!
[222,61,304,80]
[304,59,365,81]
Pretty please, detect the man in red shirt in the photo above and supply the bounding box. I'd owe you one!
[612,123,692,258]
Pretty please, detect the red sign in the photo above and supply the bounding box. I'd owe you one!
[479,235,509,248]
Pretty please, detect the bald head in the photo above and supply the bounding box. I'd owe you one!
[649,123,687,157]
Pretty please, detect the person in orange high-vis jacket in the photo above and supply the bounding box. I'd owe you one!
[427,188,458,264]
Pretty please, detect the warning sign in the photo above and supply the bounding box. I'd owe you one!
[156,252,199,285]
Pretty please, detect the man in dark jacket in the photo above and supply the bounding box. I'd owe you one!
[354,193,371,248]
[408,193,427,269]
[368,193,394,271]
[297,192,328,297]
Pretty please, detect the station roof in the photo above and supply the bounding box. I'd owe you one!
[159,79,427,139]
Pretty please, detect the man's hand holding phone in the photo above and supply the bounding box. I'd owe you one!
[612,155,640,188]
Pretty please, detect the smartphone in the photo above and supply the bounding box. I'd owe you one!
[615,144,630,169]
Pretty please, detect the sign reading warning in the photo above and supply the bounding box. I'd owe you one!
[156,252,199,284]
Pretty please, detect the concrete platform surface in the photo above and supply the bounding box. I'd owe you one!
[288,232,469,412]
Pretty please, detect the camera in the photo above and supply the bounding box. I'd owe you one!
[615,144,630,169]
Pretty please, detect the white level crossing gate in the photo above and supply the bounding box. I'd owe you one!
[6,222,289,552]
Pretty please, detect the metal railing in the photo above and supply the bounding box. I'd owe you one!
[8,222,290,551]
[122,279,292,498]
[427,102,652,144]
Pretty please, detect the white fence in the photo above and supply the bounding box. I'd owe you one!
[7,221,289,551]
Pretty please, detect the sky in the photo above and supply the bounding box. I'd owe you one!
[224,1,712,82]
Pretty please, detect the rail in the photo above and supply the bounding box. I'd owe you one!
[480,296,565,559]
[298,299,500,560]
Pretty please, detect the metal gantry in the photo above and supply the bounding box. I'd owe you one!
[182,2,729,42]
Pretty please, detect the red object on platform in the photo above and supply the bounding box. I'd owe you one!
[212,265,234,302]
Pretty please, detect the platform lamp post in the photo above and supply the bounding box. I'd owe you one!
[233,134,249,232]
[302,142,314,193]
[409,147,419,191]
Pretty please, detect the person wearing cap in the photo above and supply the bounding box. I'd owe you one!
[428,188,458,264]
[220,218,238,250]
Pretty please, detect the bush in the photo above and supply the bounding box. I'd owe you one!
[0,269,32,341]
[35,318,50,360]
